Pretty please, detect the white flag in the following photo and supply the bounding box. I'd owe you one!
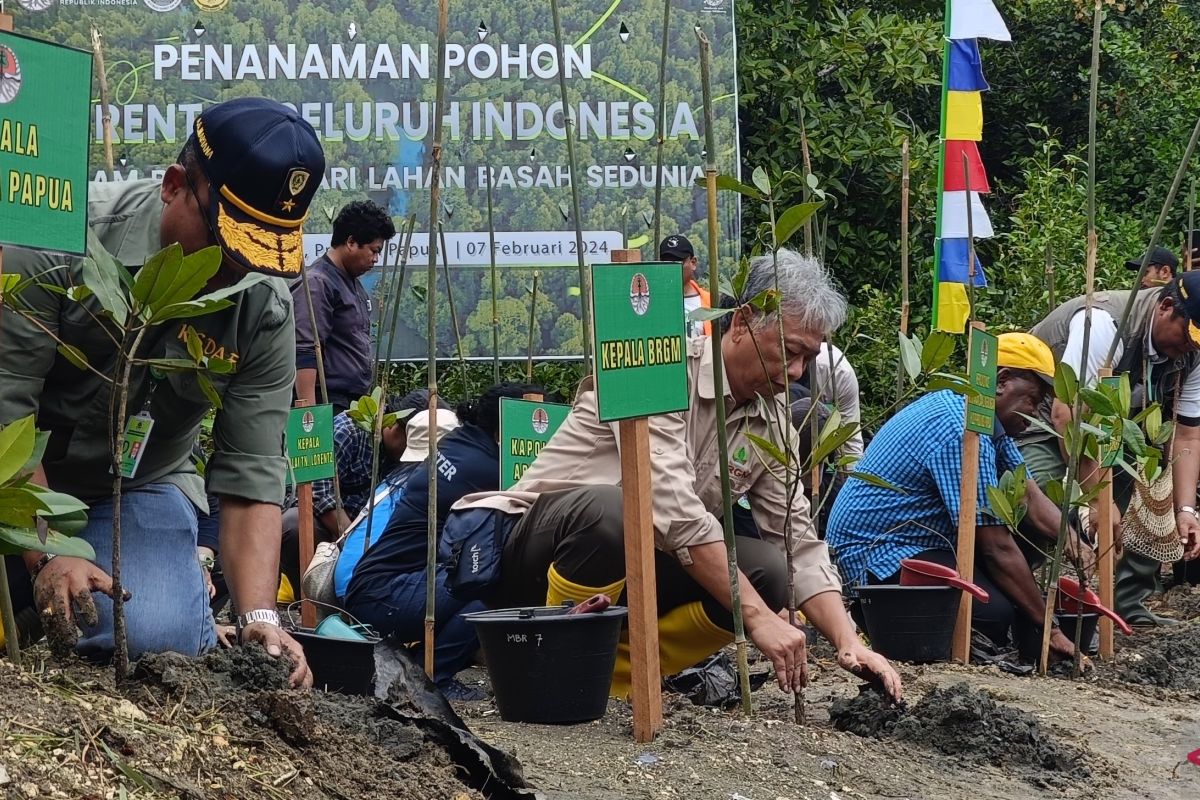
[941,191,995,239]
[950,0,1011,42]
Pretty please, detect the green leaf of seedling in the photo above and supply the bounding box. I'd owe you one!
[40,508,88,537]
[0,488,49,528]
[207,357,235,375]
[1079,387,1116,417]
[688,307,732,323]
[811,422,859,467]
[185,327,204,363]
[56,343,91,372]
[66,284,93,303]
[82,229,131,326]
[1144,405,1162,441]
[806,172,820,191]
[196,372,222,410]
[0,416,37,486]
[748,288,779,314]
[131,243,182,311]
[925,373,973,396]
[1018,412,1061,440]
[774,202,824,249]
[151,298,235,322]
[1076,482,1105,507]
[21,431,49,477]
[1053,362,1078,407]
[921,331,957,372]
[845,471,907,494]
[1121,420,1148,457]
[746,432,790,467]
[1044,479,1066,506]
[731,257,750,299]
[898,332,921,382]
[1152,420,1174,447]
[701,174,763,200]
[0,524,96,559]
[985,485,1015,528]
[1117,373,1132,417]
[751,166,772,196]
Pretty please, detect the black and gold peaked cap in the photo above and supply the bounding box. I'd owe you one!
[190,98,324,278]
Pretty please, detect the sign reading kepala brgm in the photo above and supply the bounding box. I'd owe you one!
[590,262,688,422]
[965,328,998,435]
[0,31,92,255]
[498,397,571,489]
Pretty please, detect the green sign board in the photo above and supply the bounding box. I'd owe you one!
[590,262,689,422]
[286,404,335,484]
[0,31,92,255]
[1099,375,1123,468]
[498,397,571,489]
[965,328,998,435]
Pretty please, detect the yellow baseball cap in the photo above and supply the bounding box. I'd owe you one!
[997,332,1056,386]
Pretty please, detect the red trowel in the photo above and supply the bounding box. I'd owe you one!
[1056,576,1133,636]
[899,558,990,602]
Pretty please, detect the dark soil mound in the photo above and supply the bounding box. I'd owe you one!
[831,683,1088,781]
[1116,625,1200,691]
[1152,584,1200,622]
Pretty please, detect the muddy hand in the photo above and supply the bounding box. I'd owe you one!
[214,624,237,649]
[1048,628,1091,670]
[749,611,808,692]
[839,640,904,705]
[240,622,313,689]
[33,556,127,660]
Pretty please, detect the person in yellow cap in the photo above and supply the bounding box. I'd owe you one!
[827,332,1093,662]
[1020,273,1200,625]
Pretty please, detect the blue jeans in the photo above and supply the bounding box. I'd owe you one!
[76,483,217,660]
[345,566,484,688]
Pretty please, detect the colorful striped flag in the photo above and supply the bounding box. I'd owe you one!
[933,0,1009,333]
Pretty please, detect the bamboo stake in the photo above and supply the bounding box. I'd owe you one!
[527,272,540,382]
[424,0,450,681]
[651,0,671,251]
[1187,178,1195,272]
[1042,0,1104,676]
[1045,242,1055,311]
[549,0,593,367]
[897,138,911,399]
[91,27,115,179]
[438,222,470,392]
[383,216,418,368]
[486,167,500,381]
[697,28,751,715]
[371,222,408,388]
[799,111,814,257]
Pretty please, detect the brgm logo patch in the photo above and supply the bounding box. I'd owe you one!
[531,407,550,435]
[0,46,22,106]
[629,272,650,316]
[301,411,315,434]
[733,445,748,465]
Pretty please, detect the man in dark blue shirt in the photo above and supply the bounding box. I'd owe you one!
[827,333,1092,659]
[293,200,396,412]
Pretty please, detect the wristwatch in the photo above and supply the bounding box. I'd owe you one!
[236,609,281,633]
[1178,506,1199,520]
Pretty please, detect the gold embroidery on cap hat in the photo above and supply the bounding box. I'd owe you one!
[195,119,214,159]
[1180,278,1190,300]
[216,204,303,276]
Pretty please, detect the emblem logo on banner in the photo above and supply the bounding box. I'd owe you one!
[144,0,184,12]
[301,411,315,433]
[0,46,21,105]
[531,407,550,435]
[16,0,55,12]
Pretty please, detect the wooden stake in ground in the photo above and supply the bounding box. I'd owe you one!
[610,248,663,743]
[1097,367,1116,660]
[952,320,986,663]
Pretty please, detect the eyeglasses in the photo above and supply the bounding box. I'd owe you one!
[179,160,225,254]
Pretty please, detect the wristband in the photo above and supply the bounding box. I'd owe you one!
[1178,506,1199,520]
[30,553,56,580]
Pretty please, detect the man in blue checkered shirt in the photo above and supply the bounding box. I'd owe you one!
[827,333,1092,660]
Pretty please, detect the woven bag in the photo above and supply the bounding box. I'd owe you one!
[1120,461,1184,562]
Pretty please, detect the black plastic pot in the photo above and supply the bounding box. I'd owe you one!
[1056,612,1100,656]
[857,585,960,663]
[291,628,380,695]
[466,605,628,724]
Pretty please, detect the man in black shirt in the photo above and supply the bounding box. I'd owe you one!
[293,201,396,411]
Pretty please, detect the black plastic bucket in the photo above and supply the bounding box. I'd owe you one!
[291,628,380,695]
[857,585,960,663]
[1057,612,1100,656]
[466,605,628,724]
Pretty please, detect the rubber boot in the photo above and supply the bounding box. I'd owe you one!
[277,572,296,605]
[610,601,733,699]
[544,562,625,609]
[1115,550,1177,626]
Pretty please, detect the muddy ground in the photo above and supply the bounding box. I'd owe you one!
[2,587,1200,799]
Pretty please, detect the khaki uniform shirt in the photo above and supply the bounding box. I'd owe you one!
[0,180,295,509]
[455,336,841,607]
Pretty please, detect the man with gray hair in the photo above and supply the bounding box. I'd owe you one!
[447,249,902,702]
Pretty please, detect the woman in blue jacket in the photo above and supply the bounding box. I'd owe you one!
[345,383,543,698]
